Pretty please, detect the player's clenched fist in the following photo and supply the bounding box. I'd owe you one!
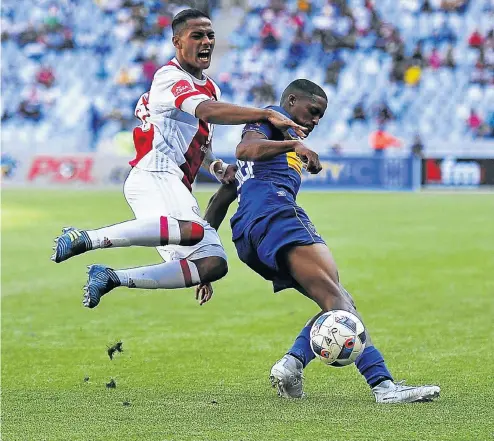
[267,109,308,139]
[294,142,322,174]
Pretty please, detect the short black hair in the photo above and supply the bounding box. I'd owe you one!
[172,8,211,36]
[281,79,327,104]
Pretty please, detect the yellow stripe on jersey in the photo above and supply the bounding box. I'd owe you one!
[286,152,303,175]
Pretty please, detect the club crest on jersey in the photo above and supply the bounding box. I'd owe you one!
[171,80,193,97]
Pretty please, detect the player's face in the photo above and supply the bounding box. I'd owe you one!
[289,95,327,135]
[173,18,215,73]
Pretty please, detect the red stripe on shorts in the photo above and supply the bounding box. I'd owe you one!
[159,216,169,245]
[190,222,204,243]
[180,259,193,287]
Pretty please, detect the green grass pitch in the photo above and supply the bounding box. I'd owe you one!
[2,189,493,441]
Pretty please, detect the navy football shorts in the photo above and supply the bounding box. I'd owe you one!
[233,205,325,293]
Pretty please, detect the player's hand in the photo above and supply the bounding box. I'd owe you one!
[267,110,308,139]
[294,142,322,174]
[220,164,237,185]
[195,283,214,305]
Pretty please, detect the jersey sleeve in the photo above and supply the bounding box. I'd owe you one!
[242,121,273,139]
[148,68,212,117]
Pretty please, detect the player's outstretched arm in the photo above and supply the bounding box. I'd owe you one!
[203,182,237,231]
[237,132,322,174]
[195,101,307,138]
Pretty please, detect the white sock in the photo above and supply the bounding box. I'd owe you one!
[114,260,201,289]
[85,216,203,249]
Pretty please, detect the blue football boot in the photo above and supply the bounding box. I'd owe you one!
[51,227,91,263]
[83,264,120,309]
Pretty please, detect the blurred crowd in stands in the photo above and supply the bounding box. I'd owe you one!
[1,0,493,155]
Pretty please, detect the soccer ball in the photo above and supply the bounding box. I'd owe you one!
[310,310,366,367]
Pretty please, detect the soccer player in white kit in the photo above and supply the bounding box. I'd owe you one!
[51,9,307,309]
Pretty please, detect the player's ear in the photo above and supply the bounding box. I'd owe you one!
[288,94,297,107]
[172,35,181,49]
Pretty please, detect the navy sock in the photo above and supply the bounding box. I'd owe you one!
[287,325,315,368]
[355,346,393,388]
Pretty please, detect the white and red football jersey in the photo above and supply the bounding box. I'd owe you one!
[130,57,221,191]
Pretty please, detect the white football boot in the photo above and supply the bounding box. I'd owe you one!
[270,354,304,398]
[373,380,440,403]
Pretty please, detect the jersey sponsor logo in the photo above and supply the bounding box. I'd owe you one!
[171,80,193,97]
[28,156,94,183]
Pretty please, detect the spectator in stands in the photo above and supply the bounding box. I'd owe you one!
[285,29,308,70]
[36,66,55,88]
[142,56,159,90]
[44,5,63,31]
[297,0,312,14]
[154,13,172,35]
[410,134,424,158]
[369,126,402,156]
[116,67,136,87]
[249,77,276,106]
[391,52,407,83]
[377,25,404,58]
[114,9,135,42]
[444,44,456,69]
[412,42,425,67]
[350,101,367,124]
[428,47,442,70]
[18,24,38,47]
[468,29,484,48]
[330,143,343,155]
[217,73,235,99]
[260,10,281,52]
[484,45,494,70]
[353,3,371,36]
[375,100,394,125]
[89,101,106,150]
[441,0,469,13]
[96,0,124,14]
[483,111,494,138]
[421,0,433,13]
[404,63,422,86]
[18,99,42,121]
[96,59,109,81]
[470,57,489,85]
[433,20,456,45]
[467,109,483,136]
[313,5,334,43]
[485,29,494,48]
[60,27,75,50]
[18,86,43,121]
[324,57,344,86]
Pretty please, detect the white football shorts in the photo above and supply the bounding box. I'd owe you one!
[123,167,227,263]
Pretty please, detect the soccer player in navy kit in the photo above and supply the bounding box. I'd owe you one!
[199,79,440,403]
